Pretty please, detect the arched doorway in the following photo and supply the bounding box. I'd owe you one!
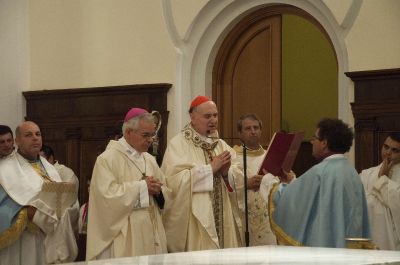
[212,4,337,174]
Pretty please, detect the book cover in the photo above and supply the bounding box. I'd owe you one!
[257,131,305,176]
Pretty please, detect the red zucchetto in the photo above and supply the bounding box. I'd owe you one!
[190,95,212,109]
[124,108,148,122]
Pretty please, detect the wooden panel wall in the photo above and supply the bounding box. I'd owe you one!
[23,83,171,205]
[346,68,400,172]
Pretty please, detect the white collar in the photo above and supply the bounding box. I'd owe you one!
[118,137,143,161]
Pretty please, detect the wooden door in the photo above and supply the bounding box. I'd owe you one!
[213,8,281,148]
[212,5,334,146]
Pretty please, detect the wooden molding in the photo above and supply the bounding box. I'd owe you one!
[23,83,171,206]
[348,68,400,172]
[345,68,400,81]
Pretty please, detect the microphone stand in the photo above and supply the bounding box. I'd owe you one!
[206,132,249,247]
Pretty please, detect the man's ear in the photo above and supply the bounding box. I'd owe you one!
[189,112,195,123]
[321,139,329,150]
[49,155,55,164]
[125,127,132,137]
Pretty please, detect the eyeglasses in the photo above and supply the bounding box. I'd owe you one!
[311,135,323,141]
[132,130,156,139]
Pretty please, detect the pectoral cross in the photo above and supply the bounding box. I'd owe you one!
[141,174,157,235]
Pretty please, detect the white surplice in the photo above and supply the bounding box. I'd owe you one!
[233,145,277,246]
[0,151,79,264]
[360,163,400,250]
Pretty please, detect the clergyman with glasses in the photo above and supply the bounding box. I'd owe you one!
[258,118,372,248]
[86,108,170,260]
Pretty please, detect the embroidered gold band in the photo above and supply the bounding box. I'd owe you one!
[268,183,304,246]
[0,208,28,250]
[27,220,40,234]
[346,242,379,250]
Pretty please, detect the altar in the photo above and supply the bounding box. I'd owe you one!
[66,245,400,264]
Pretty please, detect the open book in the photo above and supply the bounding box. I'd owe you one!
[257,131,305,176]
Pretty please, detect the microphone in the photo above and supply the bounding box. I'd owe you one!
[205,130,242,142]
[205,130,250,247]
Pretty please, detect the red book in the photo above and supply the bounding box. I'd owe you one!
[257,131,305,176]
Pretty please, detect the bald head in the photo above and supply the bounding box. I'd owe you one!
[15,121,42,160]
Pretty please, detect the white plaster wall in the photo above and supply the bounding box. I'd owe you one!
[171,0,208,39]
[322,0,352,24]
[29,0,176,90]
[0,0,29,133]
[346,0,400,71]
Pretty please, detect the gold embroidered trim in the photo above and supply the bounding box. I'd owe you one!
[16,153,54,183]
[0,207,28,249]
[211,171,224,248]
[30,161,54,182]
[41,182,76,218]
[181,123,218,150]
[27,220,40,234]
[346,242,379,250]
[202,147,224,248]
[232,145,265,157]
[268,183,304,246]
[82,222,87,233]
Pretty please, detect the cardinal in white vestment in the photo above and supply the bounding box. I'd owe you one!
[161,96,244,252]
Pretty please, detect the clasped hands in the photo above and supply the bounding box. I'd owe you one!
[145,176,163,195]
[210,150,231,177]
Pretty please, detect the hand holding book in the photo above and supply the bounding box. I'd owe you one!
[278,169,295,184]
[247,174,263,190]
[258,131,305,177]
[260,168,295,184]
